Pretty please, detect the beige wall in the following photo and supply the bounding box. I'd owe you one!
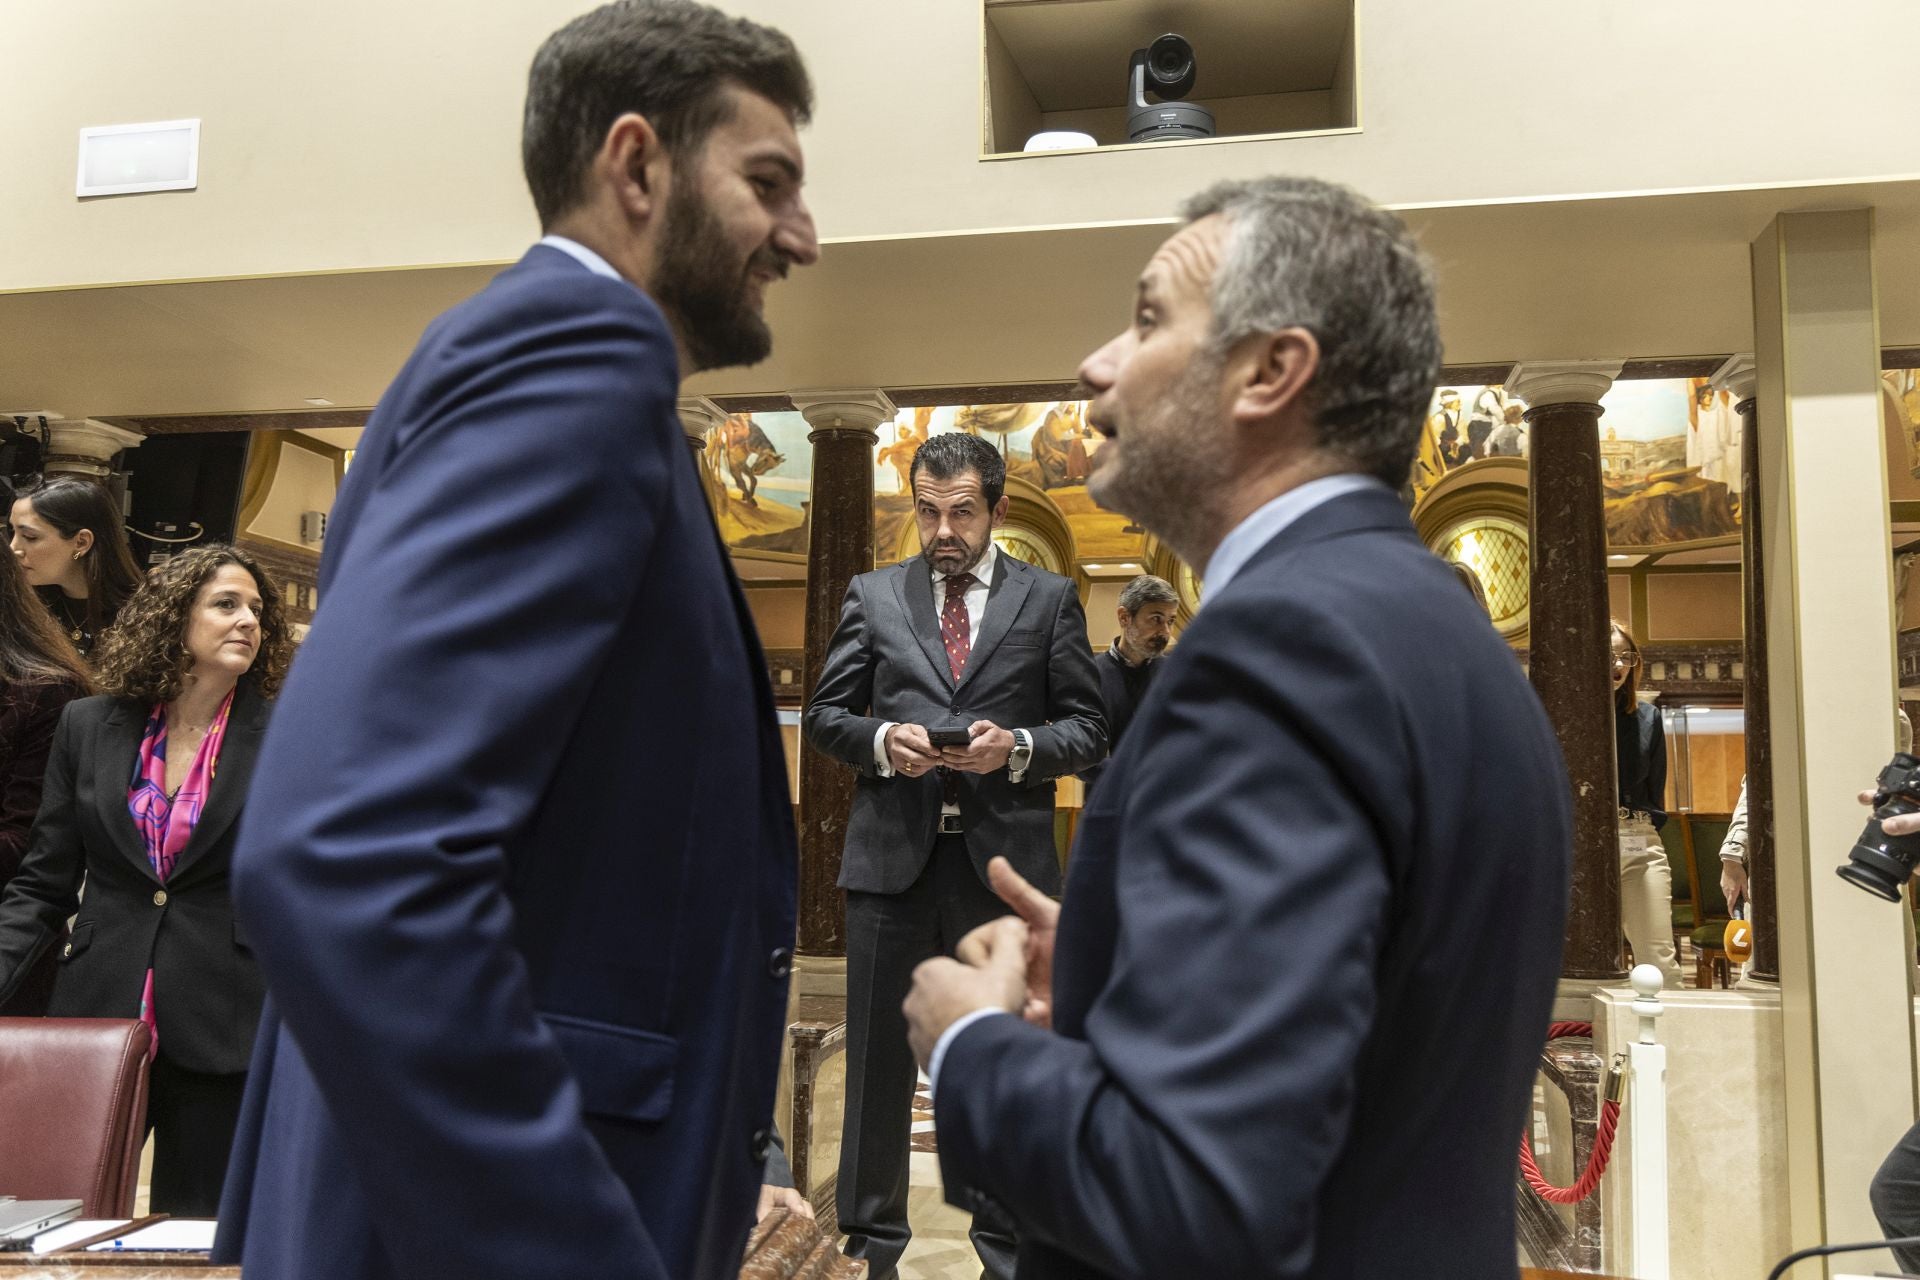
[6,0,1920,291]
[1607,573,1631,628]
[240,433,340,552]
[744,584,806,650]
[1646,571,1742,641]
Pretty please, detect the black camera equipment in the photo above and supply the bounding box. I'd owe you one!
[1127,33,1215,143]
[1837,752,1920,901]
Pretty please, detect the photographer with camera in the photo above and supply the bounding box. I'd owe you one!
[1841,728,1920,1270]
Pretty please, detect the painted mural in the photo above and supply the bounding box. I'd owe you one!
[1885,369,1920,476]
[703,410,812,557]
[873,401,1142,565]
[1412,378,1743,548]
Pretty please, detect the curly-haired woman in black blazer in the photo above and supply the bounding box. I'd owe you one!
[0,543,294,1215]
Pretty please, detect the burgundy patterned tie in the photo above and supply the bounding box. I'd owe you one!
[941,573,975,681]
[938,573,975,808]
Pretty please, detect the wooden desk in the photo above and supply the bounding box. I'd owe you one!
[0,1262,232,1278]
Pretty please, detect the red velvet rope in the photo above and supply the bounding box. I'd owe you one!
[1519,1021,1623,1205]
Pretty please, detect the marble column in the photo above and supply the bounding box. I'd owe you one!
[1715,355,1778,983]
[1510,361,1627,983]
[1751,209,1914,1266]
[675,396,729,517]
[44,417,143,478]
[791,390,895,963]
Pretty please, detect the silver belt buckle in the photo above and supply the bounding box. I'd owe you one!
[938,814,964,835]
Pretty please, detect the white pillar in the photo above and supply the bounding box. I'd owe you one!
[1625,965,1669,1280]
[1753,207,1916,1277]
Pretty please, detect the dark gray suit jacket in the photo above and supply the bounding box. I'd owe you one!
[804,551,1107,896]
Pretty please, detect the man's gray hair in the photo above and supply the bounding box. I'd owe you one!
[1118,574,1179,614]
[1181,177,1441,487]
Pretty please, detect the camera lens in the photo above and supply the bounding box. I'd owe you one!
[1145,34,1196,95]
[1837,753,1920,900]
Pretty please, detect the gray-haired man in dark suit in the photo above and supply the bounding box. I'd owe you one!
[804,431,1106,1279]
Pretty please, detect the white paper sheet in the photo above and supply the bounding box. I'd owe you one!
[86,1219,218,1252]
[27,1220,128,1254]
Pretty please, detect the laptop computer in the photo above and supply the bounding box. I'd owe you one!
[0,1200,82,1241]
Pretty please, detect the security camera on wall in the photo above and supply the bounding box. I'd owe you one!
[1127,33,1214,143]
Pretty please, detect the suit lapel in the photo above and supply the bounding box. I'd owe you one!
[95,702,159,882]
[893,561,956,689]
[954,553,1029,698]
[170,688,268,881]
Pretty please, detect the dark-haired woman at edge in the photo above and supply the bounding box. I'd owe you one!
[0,544,292,1214]
[0,548,92,1015]
[10,475,144,658]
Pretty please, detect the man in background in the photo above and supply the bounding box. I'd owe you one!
[804,431,1105,1279]
[905,177,1573,1279]
[216,4,819,1278]
[1080,573,1177,792]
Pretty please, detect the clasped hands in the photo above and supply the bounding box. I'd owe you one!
[886,721,1014,776]
[903,856,1059,1071]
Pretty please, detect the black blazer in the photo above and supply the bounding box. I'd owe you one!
[0,686,270,1075]
[933,488,1573,1279]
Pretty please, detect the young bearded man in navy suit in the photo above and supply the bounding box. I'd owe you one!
[905,178,1574,1279]
[216,5,819,1278]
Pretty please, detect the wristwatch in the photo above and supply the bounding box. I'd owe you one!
[1008,728,1033,779]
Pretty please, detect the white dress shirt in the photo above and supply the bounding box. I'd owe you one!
[1201,473,1387,601]
[537,234,623,283]
[930,472,1389,1095]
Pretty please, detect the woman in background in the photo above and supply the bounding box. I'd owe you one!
[9,475,144,659]
[1610,620,1683,988]
[0,547,92,1015]
[0,545,291,1214]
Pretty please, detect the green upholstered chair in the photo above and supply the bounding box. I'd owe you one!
[1672,814,1735,988]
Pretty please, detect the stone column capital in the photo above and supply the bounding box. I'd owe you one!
[790,389,896,440]
[1508,361,1624,411]
[676,396,729,440]
[45,418,144,477]
[1711,354,1758,405]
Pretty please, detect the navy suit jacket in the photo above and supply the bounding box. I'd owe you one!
[932,487,1572,1279]
[215,245,797,1280]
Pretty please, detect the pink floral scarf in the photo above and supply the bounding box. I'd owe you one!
[126,690,234,1044]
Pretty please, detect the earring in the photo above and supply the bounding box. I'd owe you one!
[72,550,83,560]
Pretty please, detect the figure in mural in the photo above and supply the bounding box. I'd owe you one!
[877,408,932,497]
[715,412,786,507]
[1686,380,1740,496]
[1486,403,1528,458]
[1467,386,1506,461]
[1029,402,1088,490]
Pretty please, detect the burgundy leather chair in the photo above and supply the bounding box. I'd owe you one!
[0,1018,151,1216]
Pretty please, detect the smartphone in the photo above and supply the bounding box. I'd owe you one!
[925,726,973,748]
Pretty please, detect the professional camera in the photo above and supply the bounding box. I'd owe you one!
[1127,34,1215,143]
[1837,753,1920,901]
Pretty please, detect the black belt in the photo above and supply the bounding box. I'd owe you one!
[938,814,964,835]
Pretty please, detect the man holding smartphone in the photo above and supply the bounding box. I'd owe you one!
[803,431,1106,1279]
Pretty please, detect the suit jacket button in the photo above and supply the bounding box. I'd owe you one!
[62,943,72,958]
[767,948,793,979]
[152,890,168,907]
[750,1128,772,1162]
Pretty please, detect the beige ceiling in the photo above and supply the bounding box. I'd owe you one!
[2,176,1919,421]
[987,0,1350,111]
